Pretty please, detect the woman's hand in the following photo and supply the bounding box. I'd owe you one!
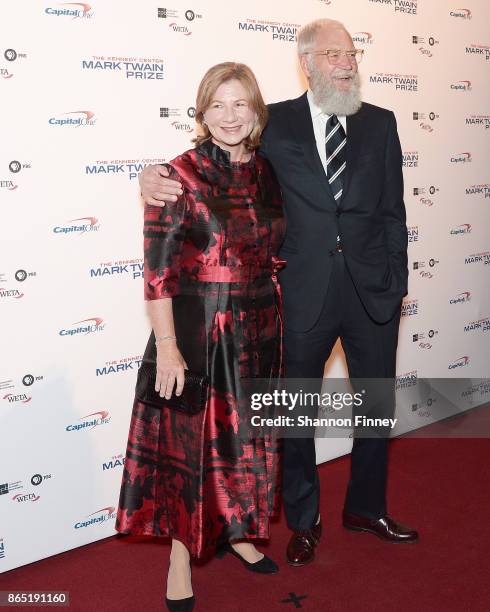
[155,341,188,399]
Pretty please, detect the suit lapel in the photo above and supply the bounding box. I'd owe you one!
[291,93,336,208]
[339,104,365,209]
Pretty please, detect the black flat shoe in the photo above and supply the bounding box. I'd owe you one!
[165,595,195,611]
[216,542,278,574]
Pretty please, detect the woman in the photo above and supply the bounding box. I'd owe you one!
[115,62,286,611]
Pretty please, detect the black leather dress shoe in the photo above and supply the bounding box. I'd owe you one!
[342,511,418,543]
[286,518,322,566]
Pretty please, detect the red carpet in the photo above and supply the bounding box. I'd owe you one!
[1,435,489,611]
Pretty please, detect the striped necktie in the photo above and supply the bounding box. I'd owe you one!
[325,114,346,204]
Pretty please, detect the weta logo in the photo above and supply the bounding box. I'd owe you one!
[3,393,32,404]
[171,121,193,132]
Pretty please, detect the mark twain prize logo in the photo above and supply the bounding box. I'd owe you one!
[465,44,490,61]
[74,506,116,530]
[465,251,490,266]
[44,2,94,19]
[369,73,418,91]
[53,217,100,235]
[1,48,28,80]
[401,298,418,317]
[448,356,470,370]
[413,111,439,133]
[451,80,472,91]
[396,370,418,391]
[412,35,439,58]
[59,317,105,337]
[352,32,374,45]
[466,183,490,199]
[90,258,143,279]
[450,8,472,19]
[160,106,196,132]
[407,225,419,243]
[368,0,418,15]
[66,410,111,432]
[450,291,471,305]
[158,7,203,36]
[238,18,300,42]
[413,185,439,207]
[403,151,419,167]
[48,110,96,127]
[451,152,472,164]
[466,115,490,130]
[450,223,472,236]
[102,453,125,471]
[85,158,165,181]
[464,317,490,334]
[82,56,164,80]
[96,355,143,377]
[462,381,490,402]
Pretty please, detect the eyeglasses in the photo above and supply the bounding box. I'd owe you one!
[305,49,364,64]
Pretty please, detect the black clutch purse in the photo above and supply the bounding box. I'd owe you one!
[135,359,209,415]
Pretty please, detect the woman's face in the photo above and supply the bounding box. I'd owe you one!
[203,79,257,152]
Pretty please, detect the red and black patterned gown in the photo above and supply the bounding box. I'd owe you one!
[115,139,286,559]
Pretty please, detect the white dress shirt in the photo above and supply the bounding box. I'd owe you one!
[306,89,347,177]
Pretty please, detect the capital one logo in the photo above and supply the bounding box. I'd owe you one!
[48,110,96,127]
[450,8,472,19]
[74,506,116,529]
[45,3,94,19]
[352,31,373,44]
[451,152,472,163]
[450,223,472,235]
[450,291,471,305]
[59,317,105,337]
[451,80,472,91]
[448,356,470,369]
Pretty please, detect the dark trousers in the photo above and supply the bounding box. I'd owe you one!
[282,251,401,530]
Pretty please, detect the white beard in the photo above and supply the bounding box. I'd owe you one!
[309,67,362,116]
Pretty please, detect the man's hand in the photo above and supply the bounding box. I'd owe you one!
[139,164,183,206]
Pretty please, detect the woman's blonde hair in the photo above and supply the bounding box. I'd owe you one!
[193,62,268,150]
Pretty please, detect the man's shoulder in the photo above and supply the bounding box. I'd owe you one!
[267,93,306,116]
[359,101,395,121]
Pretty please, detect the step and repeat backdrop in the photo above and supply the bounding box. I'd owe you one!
[1,0,489,572]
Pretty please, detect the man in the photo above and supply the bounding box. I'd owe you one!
[139,18,418,566]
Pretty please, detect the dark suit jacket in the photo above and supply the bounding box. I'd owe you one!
[260,92,408,332]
